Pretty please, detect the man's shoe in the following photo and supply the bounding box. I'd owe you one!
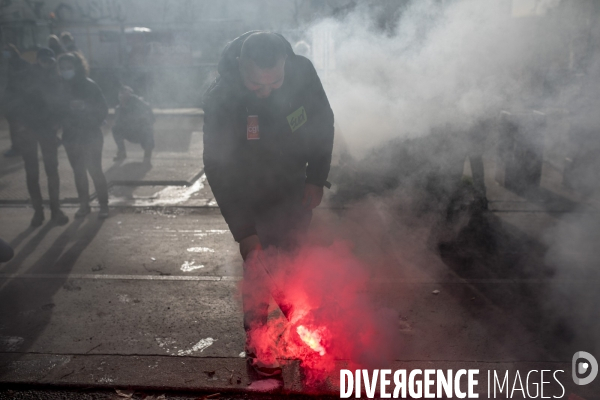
[74,206,91,219]
[30,209,45,227]
[113,152,126,162]
[4,148,20,158]
[98,205,109,219]
[246,352,282,378]
[51,209,69,226]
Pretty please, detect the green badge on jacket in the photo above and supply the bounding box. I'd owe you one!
[287,106,307,132]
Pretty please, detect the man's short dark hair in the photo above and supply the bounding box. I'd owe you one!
[240,32,287,69]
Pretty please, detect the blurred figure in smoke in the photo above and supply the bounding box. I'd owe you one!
[47,34,66,57]
[2,44,30,158]
[563,124,600,196]
[427,121,490,248]
[19,48,69,227]
[112,85,155,163]
[450,120,489,217]
[60,32,78,53]
[58,52,110,219]
[203,31,334,379]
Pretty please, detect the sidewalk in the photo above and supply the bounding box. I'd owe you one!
[0,120,599,398]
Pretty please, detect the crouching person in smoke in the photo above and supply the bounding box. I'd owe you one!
[203,31,334,381]
[112,86,155,163]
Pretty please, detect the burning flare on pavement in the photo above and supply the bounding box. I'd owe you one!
[296,325,327,356]
[242,242,396,386]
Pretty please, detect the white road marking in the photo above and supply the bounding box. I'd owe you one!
[187,247,215,253]
[110,175,206,207]
[156,337,176,348]
[176,337,215,356]
[118,294,131,303]
[180,261,205,272]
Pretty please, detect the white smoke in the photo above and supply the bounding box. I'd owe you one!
[303,0,600,354]
[307,0,592,157]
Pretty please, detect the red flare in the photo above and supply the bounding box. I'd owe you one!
[297,325,327,356]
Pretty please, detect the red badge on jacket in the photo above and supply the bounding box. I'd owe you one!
[247,115,260,140]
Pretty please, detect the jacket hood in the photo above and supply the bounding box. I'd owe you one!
[217,31,295,78]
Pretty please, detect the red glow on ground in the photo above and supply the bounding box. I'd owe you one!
[242,241,396,388]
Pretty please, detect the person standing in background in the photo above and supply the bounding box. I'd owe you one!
[60,32,78,53]
[112,86,155,164]
[57,52,110,219]
[19,48,69,227]
[2,44,30,158]
[47,35,66,57]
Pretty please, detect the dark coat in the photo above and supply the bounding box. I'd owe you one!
[203,31,334,242]
[60,77,108,144]
[113,94,154,139]
[21,65,63,133]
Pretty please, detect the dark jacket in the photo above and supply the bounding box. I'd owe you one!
[21,65,63,133]
[113,94,154,138]
[2,56,31,122]
[60,77,108,144]
[48,43,67,57]
[203,31,334,242]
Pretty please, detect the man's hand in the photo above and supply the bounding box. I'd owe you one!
[302,183,324,209]
[239,234,262,261]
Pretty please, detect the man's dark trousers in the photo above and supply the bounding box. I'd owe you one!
[242,187,312,333]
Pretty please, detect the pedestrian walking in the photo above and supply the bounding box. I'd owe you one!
[203,31,334,379]
[2,44,30,158]
[57,52,109,219]
[112,85,155,163]
[18,47,69,227]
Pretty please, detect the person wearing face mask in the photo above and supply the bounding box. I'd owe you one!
[2,44,30,158]
[17,47,69,227]
[203,32,334,380]
[57,52,109,219]
[112,85,155,163]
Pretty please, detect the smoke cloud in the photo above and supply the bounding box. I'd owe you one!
[241,0,600,388]
[308,0,599,157]
[301,0,600,361]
